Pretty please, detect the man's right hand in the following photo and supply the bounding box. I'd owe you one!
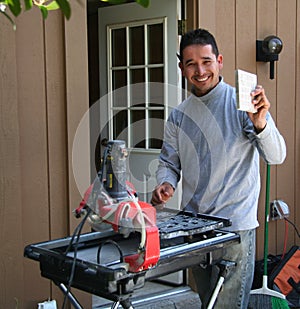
[151,182,174,209]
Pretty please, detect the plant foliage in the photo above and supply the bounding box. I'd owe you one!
[0,0,149,29]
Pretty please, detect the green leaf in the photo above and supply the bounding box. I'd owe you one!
[38,5,48,19]
[135,0,149,8]
[44,1,59,11]
[55,0,70,19]
[7,0,21,16]
[24,0,33,10]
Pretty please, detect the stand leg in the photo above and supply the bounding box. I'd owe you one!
[57,283,83,309]
[120,299,134,309]
[207,276,225,309]
[111,298,134,309]
[56,281,133,309]
[111,300,120,309]
[207,260,236,309]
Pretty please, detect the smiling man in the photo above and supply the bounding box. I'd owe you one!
[179,43,223,96]
[151,29,286,308]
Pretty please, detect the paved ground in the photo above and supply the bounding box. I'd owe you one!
[92,282,201,309]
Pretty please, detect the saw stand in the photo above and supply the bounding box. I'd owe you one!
[56,260,236,309]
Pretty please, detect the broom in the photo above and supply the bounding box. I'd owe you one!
[249,163,290,309]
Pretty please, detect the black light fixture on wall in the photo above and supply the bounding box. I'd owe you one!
[256,35,283,79]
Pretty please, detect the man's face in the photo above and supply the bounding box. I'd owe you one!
[179,44,223,97]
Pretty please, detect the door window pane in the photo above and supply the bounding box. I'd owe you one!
[149,81,164,107]
[130,26,145,65]
[131,110,145,148]
[113,110,128,141]
[130,83,145,108]
[148,24,163,64]
[149,67,164,83]
[149,110,164,148]
[112,70,127,91]
[130,68,145,85]
[112,28,126,67]
[112,84,127,108]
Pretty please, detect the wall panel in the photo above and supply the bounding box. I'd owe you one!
[64,1,91,235]
[215,0,236,85]
[44,11,68,303]
[276,0,297,252]
[16,9,52,307]
[198,0,216,33]
[0,5,85,308]
[0,15,24,309]
[235,0,257,71]
[64,1,91,307]
[45,12,68,241]
[296,0,300,246]
[256,0,278,258]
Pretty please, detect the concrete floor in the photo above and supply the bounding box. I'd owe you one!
[92,281,201,309]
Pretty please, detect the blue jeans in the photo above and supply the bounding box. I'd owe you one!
[192,229,256,309]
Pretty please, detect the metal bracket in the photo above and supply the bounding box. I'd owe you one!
[178,19,186,35]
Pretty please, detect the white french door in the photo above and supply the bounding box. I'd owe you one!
[98,0,183,207]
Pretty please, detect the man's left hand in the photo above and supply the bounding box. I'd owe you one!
[247,85,270,133]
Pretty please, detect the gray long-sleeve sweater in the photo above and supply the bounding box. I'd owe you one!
[156,78,286,231]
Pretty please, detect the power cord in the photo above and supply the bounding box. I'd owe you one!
[62,207,92,309]
[280,217,300,261]
[284,217,300,238]
[97,239,124,265]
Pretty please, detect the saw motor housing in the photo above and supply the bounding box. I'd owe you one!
[75,140,160,273]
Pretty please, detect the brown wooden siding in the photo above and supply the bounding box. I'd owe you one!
[0,3,91,308]
[0,0,299,307]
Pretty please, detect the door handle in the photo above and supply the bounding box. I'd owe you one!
[101,138,108,147]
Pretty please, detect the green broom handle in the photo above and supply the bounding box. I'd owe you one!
[264,163,271,276]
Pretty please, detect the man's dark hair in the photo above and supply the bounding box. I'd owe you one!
[178,28,219,61]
